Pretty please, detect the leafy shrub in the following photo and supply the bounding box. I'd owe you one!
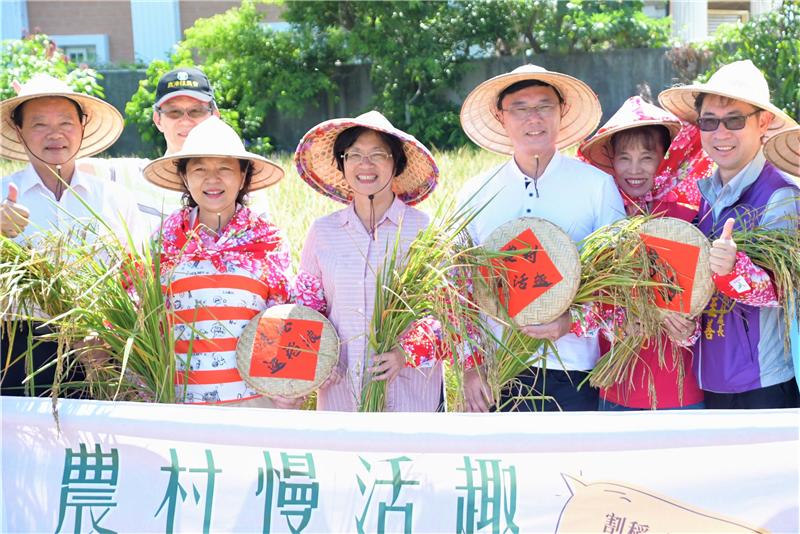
[0,33,105,101]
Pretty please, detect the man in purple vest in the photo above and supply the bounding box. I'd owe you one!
[659,60,800,409]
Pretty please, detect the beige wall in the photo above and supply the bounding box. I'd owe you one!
[178,0,284,36]
[27,0,135,63]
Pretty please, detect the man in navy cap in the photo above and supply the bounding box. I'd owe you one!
[152,67,219,154]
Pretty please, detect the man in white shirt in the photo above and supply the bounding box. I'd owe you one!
[0,74,140,396]
[458,65,625,412]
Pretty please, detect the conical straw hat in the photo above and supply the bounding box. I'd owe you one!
[460,64,602,155]
[579,96,681,175]
[236,304,339,398]
[764,126,800,177]
[658,60,796,132]
[0,73,123,161]
[143,116,284,192]
[294,110,439,205]
[639,217,713,318]
[476,217,581,326]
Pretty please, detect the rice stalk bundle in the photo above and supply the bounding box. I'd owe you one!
[360,202,499,412]
[733,222,800,353]
[577,216,683,390]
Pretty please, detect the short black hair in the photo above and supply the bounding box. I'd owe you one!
[333,126,408,177]
[176,158,254,208]
[610,125,671,155]
[693,92,759,117]
[496,79,564,110]
[11,96,85,128]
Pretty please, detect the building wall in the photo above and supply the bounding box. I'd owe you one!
[178,0,283,35]
[26,1,135,63]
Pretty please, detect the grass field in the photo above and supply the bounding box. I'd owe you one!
[2,147,508,264]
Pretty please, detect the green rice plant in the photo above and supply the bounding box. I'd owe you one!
[577,216,683,390]
[734,222,800,353]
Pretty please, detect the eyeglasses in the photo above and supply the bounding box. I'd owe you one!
[697,110,760,132]
[157,106,213,120]
[500,103,558,120]
[341,151,392,165]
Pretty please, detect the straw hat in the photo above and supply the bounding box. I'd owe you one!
[639,217,713,318]
[658,60,796,132]
[294,110,438,205]
[143,116,284,192]
[0,73,123,161]
[236,304,340,398]
[579,96,682,175]
[460,64,602,155]
[764,126,800,177]
[475,217,581,326]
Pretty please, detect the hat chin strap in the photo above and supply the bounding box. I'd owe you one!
[366,177,395,241]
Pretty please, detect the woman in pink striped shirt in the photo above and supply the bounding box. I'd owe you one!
[143,117,290,407]
[293,111,454,411]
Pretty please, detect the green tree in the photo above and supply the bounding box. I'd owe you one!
[125,0,338,157]
[699,0,799,120]
[285,0,671,148]
[0,33,105,101]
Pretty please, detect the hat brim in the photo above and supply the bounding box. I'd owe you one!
[155,90,213,107]
[580,120,682,175]
[294,117,439,205]
[143,151,284,192]
[460,70,602,155]
[0,92,123,162]
[764,126,800,177]
[658,86,796,132]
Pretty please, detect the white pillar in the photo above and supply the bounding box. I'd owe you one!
[1,0,28,41]
[671,0,708,43]
[750,0,775,18]
[130,0,181,63]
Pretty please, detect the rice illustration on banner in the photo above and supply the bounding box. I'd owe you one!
[638,217,713,317]
[236,304,339,398]
[476,217,581,326]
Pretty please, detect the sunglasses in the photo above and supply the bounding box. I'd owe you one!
[697,110,760,132]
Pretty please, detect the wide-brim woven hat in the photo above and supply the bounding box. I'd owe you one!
[658,60,796,132]
[143,116,284,192]
[579,96,682,175]
[294,110,439,205]
[460,64,602,155]
[475,217,581,326]
[764,126,800,177]
[0,73,123,162]
[639,217,713,318]
[236,304,340,398]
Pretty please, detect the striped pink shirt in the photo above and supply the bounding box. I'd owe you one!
[295,198,444,412]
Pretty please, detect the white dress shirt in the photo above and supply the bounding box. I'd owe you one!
[458,151,626,371]
[2,163,146,248]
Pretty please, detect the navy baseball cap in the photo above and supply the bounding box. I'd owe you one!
[154,67,214,107]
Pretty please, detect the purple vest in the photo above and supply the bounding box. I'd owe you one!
[695,162,798,393]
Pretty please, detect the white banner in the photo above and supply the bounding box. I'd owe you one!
[1,398,798,534]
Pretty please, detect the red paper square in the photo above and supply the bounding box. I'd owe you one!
[640,233,700,313]
[248,317,323,381]
[483,228,564,317]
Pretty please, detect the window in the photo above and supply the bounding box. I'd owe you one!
[63,45,96,64]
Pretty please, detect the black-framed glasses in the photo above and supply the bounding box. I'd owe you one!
[157,106,213,120]
[341,151,392,165]
[697,110,760,132]
[500,103,558,120]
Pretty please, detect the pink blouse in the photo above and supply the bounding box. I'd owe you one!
[294,197,444,412]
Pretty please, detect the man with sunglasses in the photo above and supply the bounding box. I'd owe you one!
[78,67,221,229]
[659,60,800,409]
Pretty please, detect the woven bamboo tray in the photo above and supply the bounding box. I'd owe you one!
[639,217,713,317]
[476,217,581,326]
[236,304,339,398]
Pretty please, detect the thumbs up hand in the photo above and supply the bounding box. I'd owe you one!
[709,217,737,276]
[1,183,31,238]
